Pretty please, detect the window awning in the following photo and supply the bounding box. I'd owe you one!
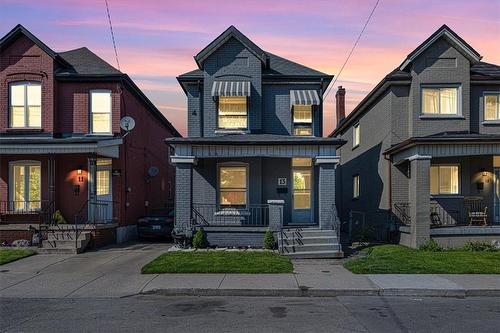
[290,90,320,106]
[211,81,251,97]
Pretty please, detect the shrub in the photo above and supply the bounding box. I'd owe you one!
[263,229,276,250]
[192,228,207,249]
[461,241,497,252]
[419,238,442,252]
[52,210,67,224]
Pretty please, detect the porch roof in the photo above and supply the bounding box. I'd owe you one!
[0,136,123,158]
[166,134,345,146]
[385,132,500,164]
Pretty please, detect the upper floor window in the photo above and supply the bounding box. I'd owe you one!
[293,105,313,136]
[422,86,459,115]
[218,96,247,130]
[9,82,41,128]
[219,164,247,207]
[484,93,500,121]
[353,175,360,199]
[90,90,112,134]
[430,165,459,195]
[353,123,360,148]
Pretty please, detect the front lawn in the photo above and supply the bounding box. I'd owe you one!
[0,248,35,265]
[344,245,500,274]
[142,251,293,274]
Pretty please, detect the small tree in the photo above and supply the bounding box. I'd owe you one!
[192,228,207,249]
[263,229,276,250]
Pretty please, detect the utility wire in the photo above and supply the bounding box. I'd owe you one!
[105,0,120,71]
[324,0,380,100]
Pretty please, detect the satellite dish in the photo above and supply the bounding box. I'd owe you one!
[120,116,136,131]
[148,166,159,177]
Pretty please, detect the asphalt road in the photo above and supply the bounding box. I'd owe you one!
[1,296,499,333]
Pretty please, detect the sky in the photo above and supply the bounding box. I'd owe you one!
[1,0,499,136]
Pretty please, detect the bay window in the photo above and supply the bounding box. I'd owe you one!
[219,165,247,207]
[293,105,313,136]
[422,86,459,115]
[9,81,41,128]
[218,97,248,129]
[484,93,500,121]
[430,165,459,195]
[90,90,112,134]
[9,161,41,211]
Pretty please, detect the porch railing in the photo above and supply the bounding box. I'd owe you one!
[192,203,269,227]
[0,200,52,217]
[392,201,467,228]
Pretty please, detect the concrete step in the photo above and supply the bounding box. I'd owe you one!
[42,231,91,254]
[282,236,338,245]
[282,230,337,238]
[35,247,78,255]
[47,232,89,241]
[282,243,341,253]
[283,250,344,259]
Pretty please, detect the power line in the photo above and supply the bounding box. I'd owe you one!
[105,0,120,71]
[324,0,380,100]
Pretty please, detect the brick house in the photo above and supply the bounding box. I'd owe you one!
[0,24,180,250]
[167,26,344,258]
[331,25,500,248]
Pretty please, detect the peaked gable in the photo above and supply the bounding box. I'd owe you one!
[399,24,481,71]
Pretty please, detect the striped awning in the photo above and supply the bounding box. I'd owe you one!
[211,81,251,97]
[290,90,320,106]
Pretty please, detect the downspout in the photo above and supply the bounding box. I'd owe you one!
[384,153,393,240]
[198,80,203,137]
[319,78,324,137]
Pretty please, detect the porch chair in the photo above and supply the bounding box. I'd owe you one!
[464,196,488,226]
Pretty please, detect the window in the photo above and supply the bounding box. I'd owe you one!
[9,161,41,211]
[353,123,360,148]
[292,158,312,209]
[484,93,500,121]
[293,105,313,136]
[430,165,459,195]
[353,175,360,199]
[219,165,247,207]
[422,86,459,115]
[9,82,41,128]
[218,96,247,129]
[90,90,112,133]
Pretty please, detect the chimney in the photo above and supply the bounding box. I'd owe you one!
[335,86,346,126]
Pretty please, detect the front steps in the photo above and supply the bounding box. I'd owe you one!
[41,230,92,254]
[279,227,343,259]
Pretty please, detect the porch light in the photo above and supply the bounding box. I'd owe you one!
[481,169,487,177]
[77,166,83,175]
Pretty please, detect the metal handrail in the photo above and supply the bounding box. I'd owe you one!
[191,203,269,227]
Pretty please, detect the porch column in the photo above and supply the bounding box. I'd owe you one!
[88,157,97,223]
[316,156,340,230]
[408,155,431,248]
[171,156,196,236]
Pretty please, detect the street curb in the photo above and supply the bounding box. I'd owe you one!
[141,288,500,297]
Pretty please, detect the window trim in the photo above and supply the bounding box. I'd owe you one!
[482,91,500,124]
[89,89,113,135]
[8,81,42,129]
[216,96,249,131]
[430,164,461,196]
[420,84,462,117]
[352,123,360,149]
[292,104,314,137]
[352,174,360,200]
[217,162,249,209]
[8,160,42,212]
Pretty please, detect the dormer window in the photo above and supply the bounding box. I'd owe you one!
[293,105,313,136]
[421,86,460,115]
[9,82,41,128]
[218,96,248,130]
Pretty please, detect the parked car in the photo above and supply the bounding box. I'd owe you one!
[137,209,175,240]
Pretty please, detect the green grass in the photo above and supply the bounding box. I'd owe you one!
[142,251,293,274]
[0,248,35,265]
[344,244,500,274]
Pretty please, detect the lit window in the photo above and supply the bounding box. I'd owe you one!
[219,165,247,206]
[96,170,110,196]
[90,90,112,133]
[430,165,459,195]
[484,93,500,121]
[422,87,459,115]
[10,162,41,211]
[353,175,360,199]
[292,158,312,209]
[9,82,41,128]
[293,105,313,136]
[353,123,360,147]
[218,97,247,129]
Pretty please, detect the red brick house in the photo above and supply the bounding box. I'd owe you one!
[0,25,180,250]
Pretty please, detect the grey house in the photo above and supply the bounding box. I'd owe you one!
[331,25,500,248]
[167,26,344,257]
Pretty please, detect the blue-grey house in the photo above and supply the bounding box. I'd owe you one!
[166,26,344,257]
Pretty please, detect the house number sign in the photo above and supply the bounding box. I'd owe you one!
[278,177,287,186]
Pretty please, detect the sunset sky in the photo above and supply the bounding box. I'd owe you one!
[1,0,499,136]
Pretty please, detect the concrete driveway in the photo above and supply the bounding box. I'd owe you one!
[0,242,169,298]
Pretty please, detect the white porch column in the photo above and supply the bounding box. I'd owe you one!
[315,156,340,230]
[408,155,432,248]
[171,156,197,236]
[88,157,97,223]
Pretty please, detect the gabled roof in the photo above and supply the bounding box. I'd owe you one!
[194,25,267,69]
[0,24,71,67]
[57,47,122,77]
[399,24,482,71]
